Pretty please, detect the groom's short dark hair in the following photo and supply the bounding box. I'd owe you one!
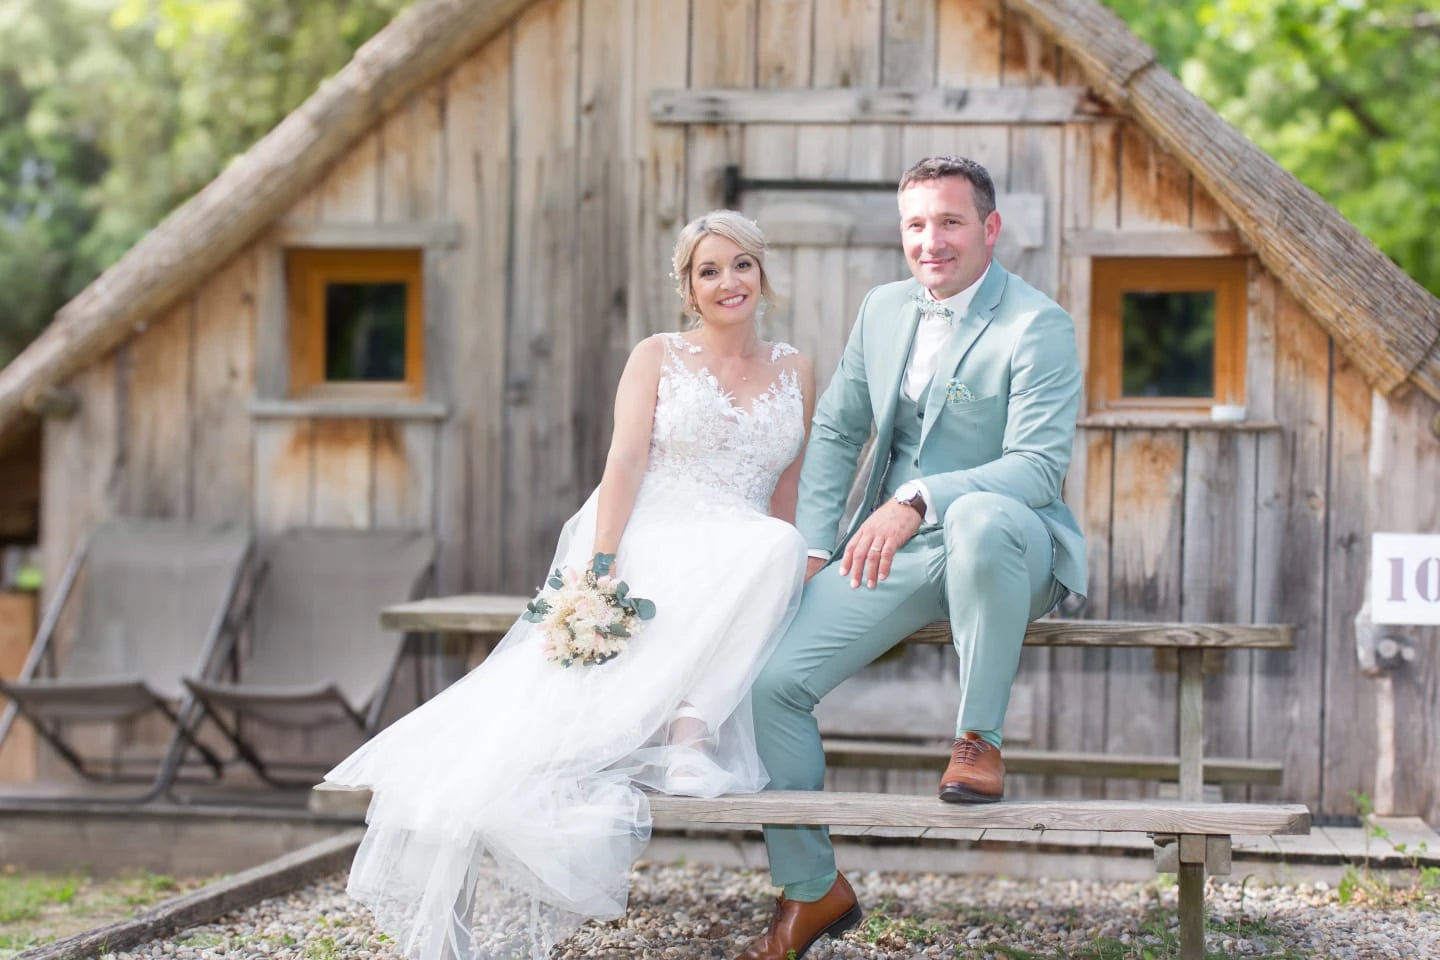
[898,156,997,220]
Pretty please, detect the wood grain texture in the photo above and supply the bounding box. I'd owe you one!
[190,250,256,524]
[577,0,634,497]
[881,0,935,86]
[371,421,437,529]
[379,593,1294,648]
[648,791,1310,835]
[1105,430,1185,798]
[505,0,581,592]
[1182,427,1258,800]
[1009,0,1440,402]
[1317,341,1375,814]
[685,0,755,217]
[436,35,511,592]
[937,0,1003,87]
[310,419,373,528]
[1064,229,1248,257]
[1117,120,1189,230]
[0,0,539,447]
[252,420,313,534]
[1249,284,1329,809]
[1362,387,1440,822]
[651,86,1095,124]
[122,302,193,518]
[627,0,688,342]
[1049,118,1104,797]
[1001,0,1060,86]
[378,88,444,222]
[821,738,1283,784]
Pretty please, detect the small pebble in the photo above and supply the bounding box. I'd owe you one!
[100,863,1439,959]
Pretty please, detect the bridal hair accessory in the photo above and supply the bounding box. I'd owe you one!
[524,553,657,667]
[909,290,955,322]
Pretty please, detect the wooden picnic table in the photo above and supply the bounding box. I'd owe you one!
[382,593,526,636]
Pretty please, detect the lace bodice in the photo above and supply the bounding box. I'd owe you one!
[644,332,806,514]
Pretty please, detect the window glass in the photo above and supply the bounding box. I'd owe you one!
[1120,290,1216,399]
[323,281,408,382]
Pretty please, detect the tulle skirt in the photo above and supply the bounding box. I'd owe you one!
[325,477,807,959]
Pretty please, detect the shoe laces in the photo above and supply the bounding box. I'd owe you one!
[952,737,991,764]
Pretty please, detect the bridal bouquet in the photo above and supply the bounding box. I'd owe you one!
[523,552,657,667]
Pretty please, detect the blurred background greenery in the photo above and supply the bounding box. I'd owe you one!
[0,0,1435,367]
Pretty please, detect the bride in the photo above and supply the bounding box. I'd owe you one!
[325,210,817,959]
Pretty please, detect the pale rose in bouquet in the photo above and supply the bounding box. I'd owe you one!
[523,552,656,667]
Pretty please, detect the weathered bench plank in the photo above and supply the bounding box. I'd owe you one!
[381,595,1295,650]
[821,739,1284,784]
[648,793,1310,836]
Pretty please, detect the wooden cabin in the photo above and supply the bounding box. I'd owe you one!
[0,0,1436,822]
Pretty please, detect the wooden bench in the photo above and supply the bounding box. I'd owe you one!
[322,595,1310,960]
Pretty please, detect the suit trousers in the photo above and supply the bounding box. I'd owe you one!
[752,490,1065,888]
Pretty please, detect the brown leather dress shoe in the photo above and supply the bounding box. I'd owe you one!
[939,732,1005,803]
[735,872,861,960]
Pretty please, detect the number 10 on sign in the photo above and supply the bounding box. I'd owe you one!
[1372,532,1440,625]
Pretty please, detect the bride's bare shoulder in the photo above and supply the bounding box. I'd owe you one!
[766,340,811,372]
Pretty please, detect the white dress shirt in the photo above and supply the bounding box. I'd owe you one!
[807,264,992,558]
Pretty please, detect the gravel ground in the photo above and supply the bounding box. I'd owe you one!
[103,862,1438,960]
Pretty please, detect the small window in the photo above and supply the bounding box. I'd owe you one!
[287,249,424,398]
[1089,257,1245,414]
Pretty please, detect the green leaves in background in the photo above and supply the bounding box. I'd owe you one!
[0,1,1436,369]
[0,0,407,365]
[1102,0,1440,295]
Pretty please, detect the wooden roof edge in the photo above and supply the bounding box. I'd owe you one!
[1013,0,1440,405]
[0,0,530,449]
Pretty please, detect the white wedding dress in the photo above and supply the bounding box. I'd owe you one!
[325,333,809,959]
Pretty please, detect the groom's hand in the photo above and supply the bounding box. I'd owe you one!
[805,556,827,582]
[840,501,923,589]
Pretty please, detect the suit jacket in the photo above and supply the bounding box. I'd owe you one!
[795,263,1087,595]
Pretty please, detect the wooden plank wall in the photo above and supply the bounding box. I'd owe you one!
[27,0,1437,816]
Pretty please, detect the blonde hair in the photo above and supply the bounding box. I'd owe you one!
[671,210,775,319]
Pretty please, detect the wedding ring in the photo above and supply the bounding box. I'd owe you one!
[868,546,883,553]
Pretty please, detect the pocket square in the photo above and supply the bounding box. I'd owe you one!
[945,379,978,404]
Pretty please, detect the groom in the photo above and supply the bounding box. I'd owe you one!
[736,156,1086,959]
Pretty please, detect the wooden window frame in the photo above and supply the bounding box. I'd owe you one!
[1089,257,1247,415]
[286,248,425,400]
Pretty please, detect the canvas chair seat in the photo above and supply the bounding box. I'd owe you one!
[0,676,166,724]
[177,527,435,787]
[0,519,253,801]
[183,677,359,727]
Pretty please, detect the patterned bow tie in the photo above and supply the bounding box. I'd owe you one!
[909,290,954,323]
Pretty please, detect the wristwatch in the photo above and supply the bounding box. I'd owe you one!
[893,481,927,518]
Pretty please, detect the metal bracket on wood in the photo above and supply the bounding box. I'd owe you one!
[721,165,895,209]
[1354,601,1420,676]
[1153,833,1232,875]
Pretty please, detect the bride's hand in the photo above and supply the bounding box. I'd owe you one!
[591,551,617,578]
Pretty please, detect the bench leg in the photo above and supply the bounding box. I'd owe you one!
[1177,860,1205,960]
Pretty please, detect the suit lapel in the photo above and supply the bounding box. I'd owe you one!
[918,264,1008,451]
[853,290,922,538]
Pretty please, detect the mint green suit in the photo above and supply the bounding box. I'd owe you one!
[752,264,1086,890]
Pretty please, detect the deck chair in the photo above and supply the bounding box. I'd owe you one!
[0,519,253,801]
[180,527,435,787]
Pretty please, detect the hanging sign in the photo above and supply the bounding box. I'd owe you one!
[1372,532,1440,625]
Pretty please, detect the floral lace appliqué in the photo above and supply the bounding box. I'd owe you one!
[645,333,805,514]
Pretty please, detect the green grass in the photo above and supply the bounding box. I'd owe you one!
[0,867,211,960]
[0,872,82,925]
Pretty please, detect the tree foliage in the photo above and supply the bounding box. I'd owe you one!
[0,1,1436,367]
[0,0,406,364]
[1102,0,1440,295]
